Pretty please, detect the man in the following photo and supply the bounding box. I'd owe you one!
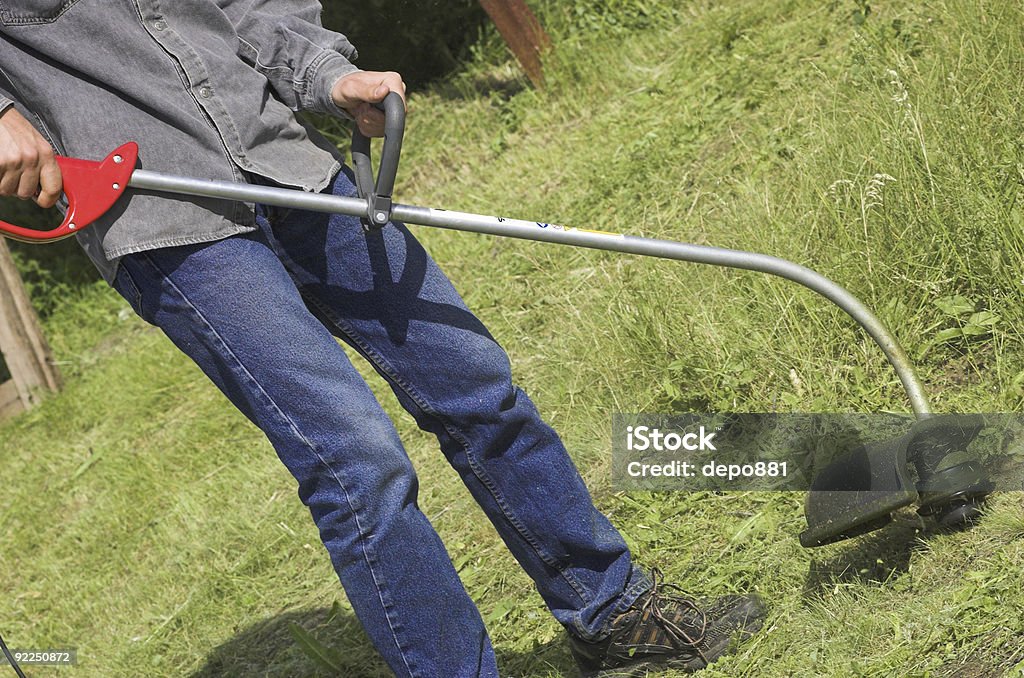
[0,2,764,675]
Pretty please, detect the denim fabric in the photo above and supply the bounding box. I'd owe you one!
[110,167,651,677]
[0,0,360,283]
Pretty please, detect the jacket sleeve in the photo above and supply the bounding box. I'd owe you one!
[0,80,16,115]
[221,0,361,117]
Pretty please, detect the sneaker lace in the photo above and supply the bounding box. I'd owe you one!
[635,567,710,664]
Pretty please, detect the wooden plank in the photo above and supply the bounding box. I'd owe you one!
[4,243,61,392]
[477,0,551,88]
[0,239,62,412]
[0,378,25,421]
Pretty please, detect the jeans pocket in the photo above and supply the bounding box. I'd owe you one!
[112,260,151,324]
[0,0,80,25]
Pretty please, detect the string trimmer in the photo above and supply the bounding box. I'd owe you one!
[0,93,992,547]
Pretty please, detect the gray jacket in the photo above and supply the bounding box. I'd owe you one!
[0,0,360,282]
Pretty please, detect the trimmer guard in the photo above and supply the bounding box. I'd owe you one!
[801,414,987,547]
[800,433,918,547]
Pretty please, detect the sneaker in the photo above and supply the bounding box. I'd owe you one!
[568,568,765,677]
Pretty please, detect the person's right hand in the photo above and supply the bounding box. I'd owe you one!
[331,70,407,138]
[0,106,62,208]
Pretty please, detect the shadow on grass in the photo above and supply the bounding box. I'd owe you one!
[802,518,925,596]
[496,636,579,678]
[191,606,387,678]
[190,605,576,678]
[801,512,981,596]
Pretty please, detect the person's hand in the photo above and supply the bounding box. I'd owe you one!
[331,71,406,138]
[0,106,62,208]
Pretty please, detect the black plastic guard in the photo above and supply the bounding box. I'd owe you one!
[800,431,918,547]
[800,414,988,547]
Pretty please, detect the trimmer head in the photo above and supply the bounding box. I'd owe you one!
[801,414,991,547]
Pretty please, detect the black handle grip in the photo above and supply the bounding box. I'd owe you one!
[351,91,405,204]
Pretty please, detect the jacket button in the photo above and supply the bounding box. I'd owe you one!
[152,18,166,31]
[199,86,213,99]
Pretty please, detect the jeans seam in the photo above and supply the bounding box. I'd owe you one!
[571,569,652,641]
[113,261,146,321]
[607,573,653,621]
[137,250,419,678]
[298,289,593,608]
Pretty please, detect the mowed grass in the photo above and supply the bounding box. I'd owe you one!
[3,1,1024,676]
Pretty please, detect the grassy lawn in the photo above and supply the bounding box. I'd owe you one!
[2,0,1023,676]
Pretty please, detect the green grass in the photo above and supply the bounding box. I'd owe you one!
[3,0,1024,676]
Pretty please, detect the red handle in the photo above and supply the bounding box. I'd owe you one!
[0,142,138,244]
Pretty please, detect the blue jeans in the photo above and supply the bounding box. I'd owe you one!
[110,168,651,677]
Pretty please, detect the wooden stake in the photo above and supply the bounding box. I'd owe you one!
[0,238,61,417]
[477,0,551,88]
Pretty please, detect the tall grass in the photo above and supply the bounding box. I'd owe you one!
[2,1,1023,676]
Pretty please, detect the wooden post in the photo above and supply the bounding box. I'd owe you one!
[477,0,551,88]
[0,238,61,419]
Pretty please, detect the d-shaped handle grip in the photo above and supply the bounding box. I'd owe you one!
[0,142,138,243]
[350,92,405,227]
